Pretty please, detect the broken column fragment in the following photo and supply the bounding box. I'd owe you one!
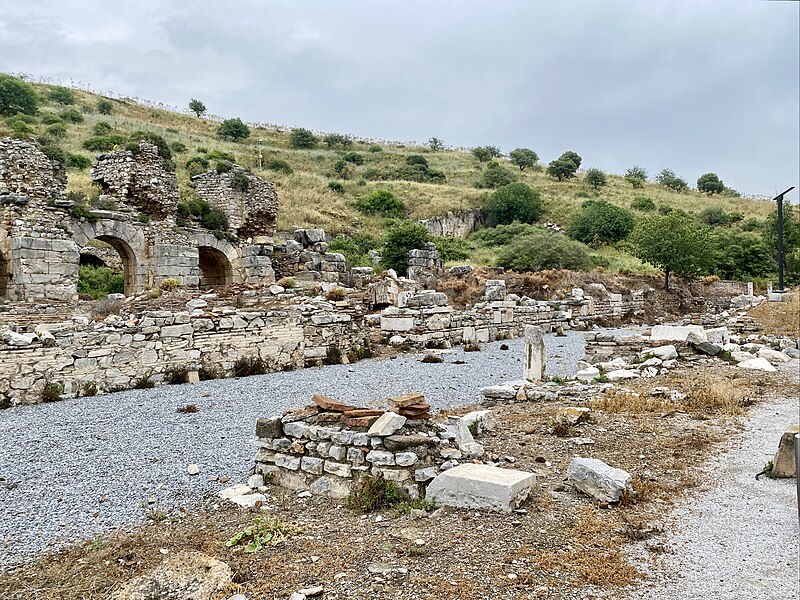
[523,325,546,381]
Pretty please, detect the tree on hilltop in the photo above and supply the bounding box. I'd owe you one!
[697,172,724,195]
[471,145,502,162]
[0,74,38,116]
[217,117,250,141]
[625,165,647,188]
[188,99,207,118]
[585,168,607,190]
[290,128,318,149]
[427,137,445,151]
[509,148,539,171]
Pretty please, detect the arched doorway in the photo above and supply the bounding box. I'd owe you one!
[94,236,137,297]
[198,246,233,290]
[0,250,9,299]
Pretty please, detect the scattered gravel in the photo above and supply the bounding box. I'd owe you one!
[628,384,800,600]
[0,332,594,563]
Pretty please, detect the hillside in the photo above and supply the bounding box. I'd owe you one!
[1,77,790,280]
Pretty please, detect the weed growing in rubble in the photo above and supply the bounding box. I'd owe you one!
[232,356,268,377]
[82,381,98,397]
[325,287,346,301]
[346,475,403,513]
[132,375,154,389]
[323,346,342,365]
[165,366,189,385]
[395,498,436,516]
[40,381,63,402]
[347,341,372,363]
[467,422,479,437]
[226,516,301,553]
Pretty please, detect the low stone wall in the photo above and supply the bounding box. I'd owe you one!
[254,394,486,499]
[0,298,368,407]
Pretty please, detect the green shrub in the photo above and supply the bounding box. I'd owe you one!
[323,346,343,365]
[82,134,126,152]
[406,155,429,167]
[185,155,210,176]
[206,149,235,162]
[509,147,539,171]
[92,121,113,136]
[368,144,382,153]
[625,165,648,188]
[343,152,364,165]
[345,475,403,513]
[381,220,431,273]
[323,133,349,148]
[477,161,516,189]
[333,160,356,179]
[471,145,502,162]
[485,182,543,226]
[40,381,63,403]
[46,123,67,138]
[328,233,379,267]
[354,189,405,217]
[496,228,594,272]
[170,141,187,153]
[8,119,34,135]
[267,159,293,174]
[433,237,472,262]
[290,127,318,149]
[585,168,607,189]
[327,181,345,193]
[547,158,578,181]
[631,196,656,211]
[78,265,124,299]
[66,153,92,169]
[48,86,75,105]
[0,74,39,116]
[40,113,62,125]
[697,172,724,194]
[470,222,540,247]
[201,209,229,231]
[215,160,233,174]
[569,200,635,245]
[698,207,735,227]
[656,169,688,192]
[709,230,774,280]
[231,170,251,192]
[39,142,67,164]
[217,117,250,141]
[59,108,84,123]
[96,98,113,115]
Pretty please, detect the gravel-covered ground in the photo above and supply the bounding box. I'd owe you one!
[628,384,800,600]
[0,332,591,564]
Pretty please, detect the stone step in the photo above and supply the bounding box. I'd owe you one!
[425,463,536,512]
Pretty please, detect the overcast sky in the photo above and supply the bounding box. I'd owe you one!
[1,0,798,199]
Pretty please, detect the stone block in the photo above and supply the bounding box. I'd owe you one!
[770,426,799,478]
[566,457,632,503]
[301,456,324,475]
[425,464,537,512]
[650,325,706,342]
[324,460,351,478]
[523,325,546,381]
[255,417,283,439]
[737,357,777,372]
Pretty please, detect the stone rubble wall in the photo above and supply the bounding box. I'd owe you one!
[0,299,368,407]
[271,229,347,284]
[191,166,279,238]
[91,141,179,218]
[377,286,646,348]
[254,406,479,500]
[406,242,442,287]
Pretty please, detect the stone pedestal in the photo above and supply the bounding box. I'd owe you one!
[523,325,546,381]
[771,425,799,478]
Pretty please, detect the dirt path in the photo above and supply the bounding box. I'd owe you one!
[628,363,800,600]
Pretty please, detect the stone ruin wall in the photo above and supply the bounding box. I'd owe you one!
[419,209,485,239]
[0,137,78,302]
[0,299,366,407]
[191,166,279,239]
[91,141,179,219]
[271,229,347,283]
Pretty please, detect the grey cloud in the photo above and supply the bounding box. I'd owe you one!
[0,0,797,198]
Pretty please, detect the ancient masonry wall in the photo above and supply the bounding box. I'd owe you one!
[0,137,78,302]
[0,301,366,407]
[254,397,482,499]
[378,287,645,347]
[191,166,279,239]
[271,229,347,283]
[419,209,485,239]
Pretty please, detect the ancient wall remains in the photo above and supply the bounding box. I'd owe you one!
[91,141,179,218]
[254,394,487,499]
[271,229,347,283]
[419,209,484,239]
[0,137,78,302]
[191,166,279,239]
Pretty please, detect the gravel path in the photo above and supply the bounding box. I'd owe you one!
[0,332,592,564]
[629,366,800,600]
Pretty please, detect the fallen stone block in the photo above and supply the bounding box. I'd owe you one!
[460,410,496,434]
[425,463,537,512]
[575,366,600,382]
[110,551,232,600]
[687,331,721,356]
[555,407,590,425]
[367,411,406,436]
[566,457,632,503]
[606,369,639,381]
[770,426,799,478]
[650,325,706,342]
[481,384,517,399]
[643,345,678,361]
[757,347,792,364]
[737,357,777,372]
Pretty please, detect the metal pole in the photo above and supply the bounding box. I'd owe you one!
[772,187,795,293]
[777,194,784,291]
[795,433,799,525]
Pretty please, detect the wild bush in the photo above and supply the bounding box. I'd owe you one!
[485,182,543,225]
[217,117,250,141]
[631,196,656,211]
[569,200,635,245]
[381,220,431,273]
[267,159,293,174]
[290,127,317,149]
[477,161,516,189]
[354,189,405,217]
[0,74,38,116]
[496,228,594,272]
[78,265,124,299]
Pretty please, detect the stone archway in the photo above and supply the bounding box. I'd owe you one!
[72,219,147,296]
[0,250,9,299]
[95,235,137,297]
[198,246,233,290]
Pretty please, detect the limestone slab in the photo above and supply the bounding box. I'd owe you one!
[425,463,536,512]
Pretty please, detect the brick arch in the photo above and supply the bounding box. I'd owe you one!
[71,220,147,296]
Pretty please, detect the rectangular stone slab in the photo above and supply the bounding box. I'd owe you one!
[425,464,537,512]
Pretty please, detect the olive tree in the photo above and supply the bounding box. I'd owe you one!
[508,148,539,171]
